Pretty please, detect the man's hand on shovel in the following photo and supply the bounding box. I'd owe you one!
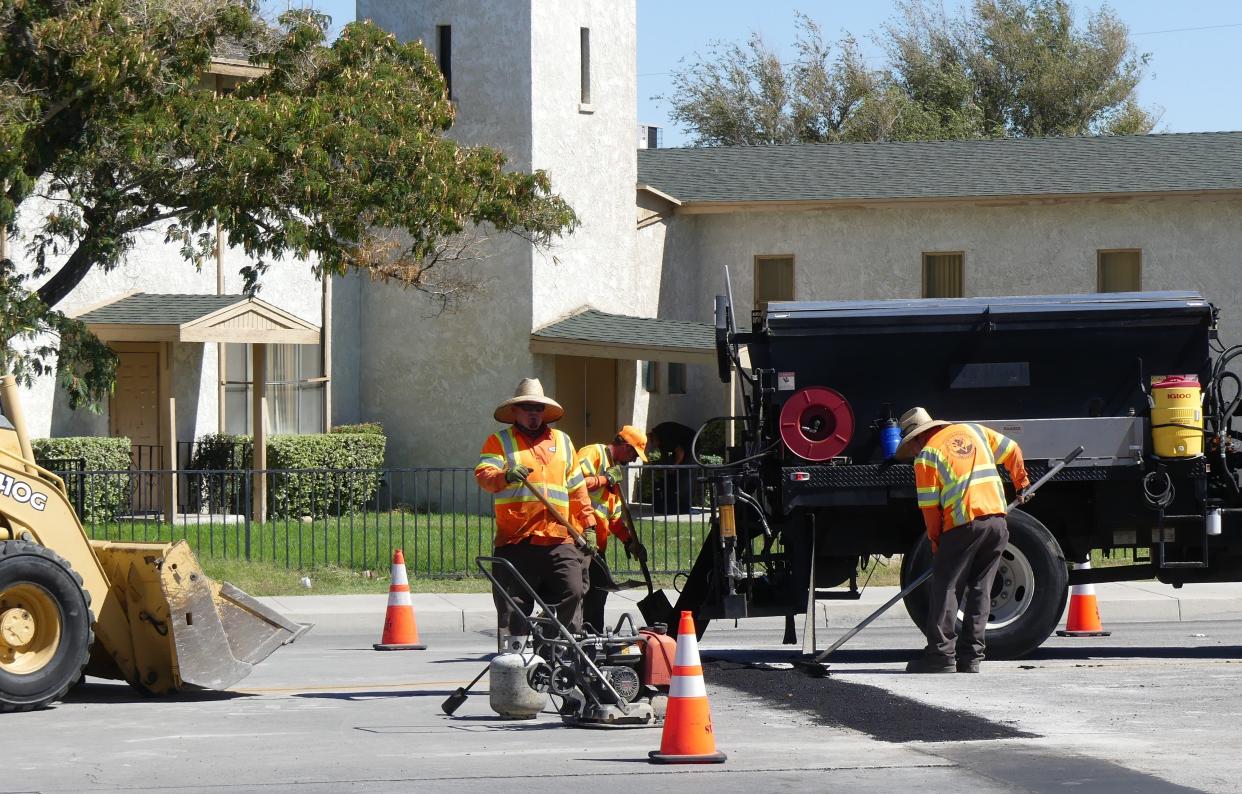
[512,470,594,553]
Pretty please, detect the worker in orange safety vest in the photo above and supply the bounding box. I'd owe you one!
[895,406,1030,674]
[574,426,649,633]
[475,378,597,648]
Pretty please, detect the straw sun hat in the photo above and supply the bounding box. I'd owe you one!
[893,406,952,461]
[493,378,565,423]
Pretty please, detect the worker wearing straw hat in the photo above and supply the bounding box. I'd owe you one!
[475,378,597,649]
[895,407,1030,674]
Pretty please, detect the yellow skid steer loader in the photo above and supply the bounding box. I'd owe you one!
[0,375,308,711]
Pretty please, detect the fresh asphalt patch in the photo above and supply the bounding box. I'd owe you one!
[701,657,1038,743]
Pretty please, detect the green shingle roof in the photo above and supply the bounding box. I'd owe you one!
[533,310,713,351]
[78,293,248,325]
[637,131,1242,204]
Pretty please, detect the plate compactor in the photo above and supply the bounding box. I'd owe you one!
[477,555,674,728]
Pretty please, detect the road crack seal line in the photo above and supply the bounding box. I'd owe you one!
[702,661,1040,743]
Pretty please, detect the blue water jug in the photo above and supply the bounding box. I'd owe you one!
[881,420,901,459]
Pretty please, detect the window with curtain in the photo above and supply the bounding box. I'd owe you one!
[754,255,794,309]
[923,252,965,298]
[1098,249,1142,292]
[641,360,659,393]
[223,344,325,435]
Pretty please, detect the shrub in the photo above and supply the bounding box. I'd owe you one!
[266,432,387,518]
[188,434,252,514]
[331,422,384,436]
[32,436,131,523]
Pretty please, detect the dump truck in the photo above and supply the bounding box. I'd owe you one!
[666,290,1242,659]
[0,374,307,710]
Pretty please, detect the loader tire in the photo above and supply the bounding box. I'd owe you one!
[0,541,94,712]
[900,510,1068,660]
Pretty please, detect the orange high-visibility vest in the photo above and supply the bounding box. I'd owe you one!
[475,426,595,547]
[574,443,631,551]
[914,423,1030,549]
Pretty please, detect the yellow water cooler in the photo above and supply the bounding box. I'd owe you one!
[1150,375,1203,458]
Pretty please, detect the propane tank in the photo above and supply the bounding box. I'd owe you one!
[1151,375,1203,458]
[488,646,547,719]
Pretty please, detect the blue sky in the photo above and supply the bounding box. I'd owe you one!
[268,1,1242,147]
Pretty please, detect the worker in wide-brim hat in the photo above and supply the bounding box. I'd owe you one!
[897,406,1031,675]
[574,425,650,633]
[475,378,596,649]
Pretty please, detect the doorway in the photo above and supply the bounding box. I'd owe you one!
[111,343,162,512]
[554,356,617,447]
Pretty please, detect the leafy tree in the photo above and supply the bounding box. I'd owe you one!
[663,0,1157,147]
[0,0,577,408]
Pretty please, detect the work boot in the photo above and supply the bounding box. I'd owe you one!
[905,655,955,674]
[957,660,981,673]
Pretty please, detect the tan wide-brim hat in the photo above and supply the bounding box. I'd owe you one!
[893,406,953,462]
[617,425,648,462]
[494,378,565,424]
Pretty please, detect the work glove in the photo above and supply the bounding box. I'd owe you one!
[1015,487,1031,505]
[504,464,533,485]
[624,537,648,563]
[603,465,624,488]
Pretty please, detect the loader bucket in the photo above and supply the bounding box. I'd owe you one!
[89,540,310,694]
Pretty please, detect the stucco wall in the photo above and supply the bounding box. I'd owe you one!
[351,1,539,469]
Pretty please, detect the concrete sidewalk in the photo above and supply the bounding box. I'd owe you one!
[258,580,1242,635]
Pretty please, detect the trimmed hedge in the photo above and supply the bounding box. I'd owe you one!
[32,436,132,523]
[266,433,387,518]
[189,434,252,514]
[331,422,384,436]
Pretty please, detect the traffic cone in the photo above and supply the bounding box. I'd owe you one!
[649,611,726,764]
[373,549,427,650]
[1056,561,1111,637]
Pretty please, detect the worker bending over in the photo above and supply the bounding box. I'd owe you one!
[475,378,597,650]
[574,426,649,632]
[895,407,1029,674]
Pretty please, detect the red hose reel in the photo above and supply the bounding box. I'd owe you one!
[778,386,854,461]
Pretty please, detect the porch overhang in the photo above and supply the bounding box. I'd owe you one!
[75,292,319,344]
[530,309,716,366]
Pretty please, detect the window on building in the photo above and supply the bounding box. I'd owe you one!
[1098,249,1142,292]
[579,27,591,105]
[667,363,687,395]
[922,252,965,298]
[642,360,659,393]
[224,344,325,435]
[437,25,452,99]
[754,255,794,309]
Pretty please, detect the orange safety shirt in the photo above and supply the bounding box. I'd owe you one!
[574,443,632,552]
[914,423,1030,550]
[475,425,596,547]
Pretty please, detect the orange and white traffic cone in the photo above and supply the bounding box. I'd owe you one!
[649,611,726,765]
[1057,561,1111,637]
[373,549,426,650]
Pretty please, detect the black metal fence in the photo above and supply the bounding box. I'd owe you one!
[45,463,711,578]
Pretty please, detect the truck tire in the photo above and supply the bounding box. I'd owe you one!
[900,510,1068,660]
[0,541,94,711]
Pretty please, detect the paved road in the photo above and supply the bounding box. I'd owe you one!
[12,609,1242,793]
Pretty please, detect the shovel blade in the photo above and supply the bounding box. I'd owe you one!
[637,588,674,627]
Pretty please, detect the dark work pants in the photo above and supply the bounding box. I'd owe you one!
[923,515,1009,664]
[492,542,587,635]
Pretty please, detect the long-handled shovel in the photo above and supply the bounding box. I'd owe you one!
[514,473,643,591]
[813,445,1085,662]
[441,664,490,715]
[617,486,674,625]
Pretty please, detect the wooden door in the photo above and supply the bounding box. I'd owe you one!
[111,345,161,512]
[553,356,617,448]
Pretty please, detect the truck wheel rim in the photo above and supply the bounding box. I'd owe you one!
[0,583,62,675]
[983,545,1035,629]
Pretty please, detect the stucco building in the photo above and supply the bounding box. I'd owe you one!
[9,0,1242,479]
